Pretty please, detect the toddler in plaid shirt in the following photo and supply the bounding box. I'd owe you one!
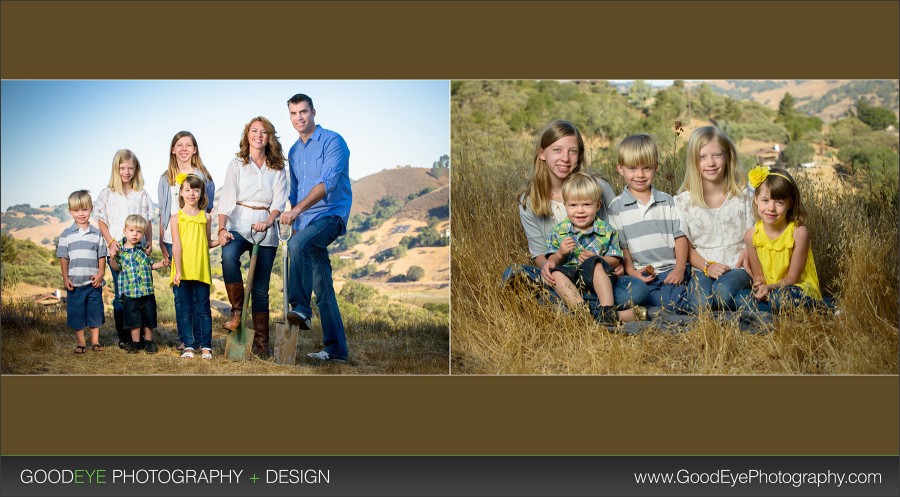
[545,173,645,324]
[109,215,168,353]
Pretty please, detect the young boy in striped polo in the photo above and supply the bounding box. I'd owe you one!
[57,190,107,354]
[607,134,692,314]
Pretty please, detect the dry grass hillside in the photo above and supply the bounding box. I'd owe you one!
[350,167,449,217]
[398,185,449,221]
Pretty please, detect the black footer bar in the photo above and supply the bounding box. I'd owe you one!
[1,455,897,496]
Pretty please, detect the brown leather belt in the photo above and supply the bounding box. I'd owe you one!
[236,202,269,211]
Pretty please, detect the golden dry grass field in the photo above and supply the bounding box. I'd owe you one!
[450,123,898,375]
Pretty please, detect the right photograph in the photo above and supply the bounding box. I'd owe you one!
[450,79,899,375]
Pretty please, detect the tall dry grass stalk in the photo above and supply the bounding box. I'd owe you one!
[450,123,899,375]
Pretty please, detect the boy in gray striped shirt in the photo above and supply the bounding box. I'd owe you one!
[608,135,692,314]
[56,190,108,354]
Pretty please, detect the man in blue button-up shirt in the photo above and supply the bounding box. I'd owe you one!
[280,93,352,363]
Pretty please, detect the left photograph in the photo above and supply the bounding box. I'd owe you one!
[0,80,451,375]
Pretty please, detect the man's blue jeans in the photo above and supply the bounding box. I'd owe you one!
[221,231,277,314]
[688,267,752,311]
[288,215,348,360]
[173,279,212,350]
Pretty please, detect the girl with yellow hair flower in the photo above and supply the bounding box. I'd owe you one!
[158,131,215,351]
[737,166,823,313]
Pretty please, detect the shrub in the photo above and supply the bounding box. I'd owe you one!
[406,265,425,282]
[782,141,815,166]
[339,280,378,305]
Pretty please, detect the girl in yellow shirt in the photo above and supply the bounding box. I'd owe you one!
[739,166,822,314]
[171,174,220,359]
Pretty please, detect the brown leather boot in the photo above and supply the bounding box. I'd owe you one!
[223,282,244,331]
[252,311,270,359]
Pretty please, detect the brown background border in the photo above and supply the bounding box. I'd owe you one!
[2,1,898,456]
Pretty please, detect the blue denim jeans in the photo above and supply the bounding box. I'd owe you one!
[644,266,693,314]
[221,231,277,313]
[173,279,212,350]
[501,264,650,310]
[163,241,188,342]
[688,267,752,311]
[736,286,822,314]
[107,256,123,312]
[288,216,347,360]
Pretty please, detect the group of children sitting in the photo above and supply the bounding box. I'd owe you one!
[540,126,823,326]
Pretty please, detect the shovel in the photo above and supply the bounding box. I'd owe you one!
[225,228,262,361]
[273,223,299,365]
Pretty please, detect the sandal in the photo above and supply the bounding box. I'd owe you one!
[73,345,87,355]
[180,348,194,359]
[201,348,212,360]
[91,344,105,352]
[176,342,186,352]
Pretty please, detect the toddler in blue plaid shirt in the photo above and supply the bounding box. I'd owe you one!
[109,215,168,353]
[544,173,646,324]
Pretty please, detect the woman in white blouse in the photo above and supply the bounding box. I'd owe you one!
[217,116,287,358]
[674,126,754,311]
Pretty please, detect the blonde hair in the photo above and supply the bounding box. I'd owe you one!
[236,117,286,170]
[562,172,602,204]
[753,167,808,226]
[67,190,92,211]
[124,214,148,233]
[178,174,209,211]
[518,120,586,217]
[617,134,658,167]
[679,126,747,208]
[164,131,214,185]
[108,149,144,195]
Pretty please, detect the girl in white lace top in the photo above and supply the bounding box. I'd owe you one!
[674,126,754,311]
[93,149,154,347]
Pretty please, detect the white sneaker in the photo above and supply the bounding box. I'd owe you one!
[287,310,312,330]
[306,350,347,363]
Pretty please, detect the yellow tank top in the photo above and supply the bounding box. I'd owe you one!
[171,209,211,285]
[752,221,821,300]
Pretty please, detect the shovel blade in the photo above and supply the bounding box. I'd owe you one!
[225,323,254,360]
[273,322,299,365]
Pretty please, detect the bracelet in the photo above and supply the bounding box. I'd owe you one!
[218,227,228,234]
[703,260,717,277]
[107,239,118,248]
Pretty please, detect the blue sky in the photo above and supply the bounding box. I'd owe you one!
[0,80,449,210]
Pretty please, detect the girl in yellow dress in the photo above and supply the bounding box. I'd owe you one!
[739,166,822,314]
[171,174,220,359]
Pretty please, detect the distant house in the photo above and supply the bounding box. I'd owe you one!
[34,289,62,306]
[752,147,780,167]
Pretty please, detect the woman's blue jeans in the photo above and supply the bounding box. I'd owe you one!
[173,280,212,350]
[288,216,348,360]
[221,231,277,313]
[688,267,752,311]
